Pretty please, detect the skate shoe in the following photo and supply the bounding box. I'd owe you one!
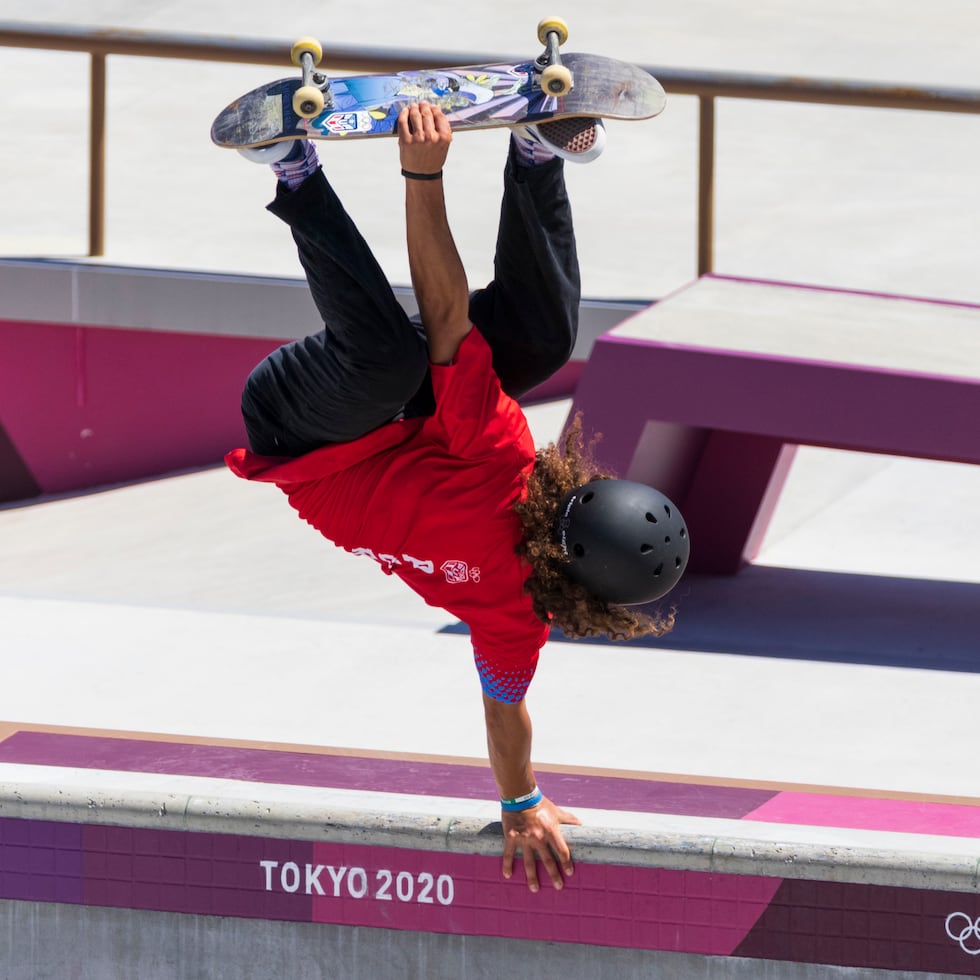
[238,139,320,189]
[512,117,606,165]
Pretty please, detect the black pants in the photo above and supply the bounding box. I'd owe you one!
[241,144,581,457]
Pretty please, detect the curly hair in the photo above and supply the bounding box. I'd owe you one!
[513,414,676,640]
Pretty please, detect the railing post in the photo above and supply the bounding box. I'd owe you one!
[89,51,106,256]
[697,95,715,277]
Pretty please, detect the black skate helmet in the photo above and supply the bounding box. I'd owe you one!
[555,479,690,605]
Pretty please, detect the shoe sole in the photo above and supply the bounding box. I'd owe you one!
[534,117,600,155]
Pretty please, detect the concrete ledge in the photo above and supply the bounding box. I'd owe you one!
[0,256,642,359]
[2,773,978,894]
[0,257,642,499]
[570,275,980,574]
[3,900,938,980]
[4,728,980,975]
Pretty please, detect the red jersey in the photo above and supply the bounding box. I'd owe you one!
[226,329,550,702]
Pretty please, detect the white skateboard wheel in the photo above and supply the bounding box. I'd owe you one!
[293,85,325,118]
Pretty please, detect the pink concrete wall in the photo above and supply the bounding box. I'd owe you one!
[0,319,281,500]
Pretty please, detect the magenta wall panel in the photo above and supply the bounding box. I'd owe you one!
[3,817,980,974]
[0,319,281,500]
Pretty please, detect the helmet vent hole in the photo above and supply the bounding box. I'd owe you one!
[664,504,672,518]
[653,562,664,578]
[573,543,585,558]
[664,535,671,544]
[675,556,683,568]
[640,543,652,554]
[680,527,687,539]
[645,512,657,524]
[581,492,595,504]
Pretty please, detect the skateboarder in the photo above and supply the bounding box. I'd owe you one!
[226,103,688,892]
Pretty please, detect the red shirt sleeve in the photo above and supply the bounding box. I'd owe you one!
[427,330,530,462]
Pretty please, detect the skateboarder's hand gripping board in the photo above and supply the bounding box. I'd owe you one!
[398,103,471,367]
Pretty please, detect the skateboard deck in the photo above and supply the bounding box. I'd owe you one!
[211,52,666,149]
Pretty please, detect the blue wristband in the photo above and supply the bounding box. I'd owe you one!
[500,787,543,812]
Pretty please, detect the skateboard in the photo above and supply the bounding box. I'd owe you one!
[210,18,666,150]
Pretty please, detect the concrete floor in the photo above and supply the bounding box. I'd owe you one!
[2,416,980,800]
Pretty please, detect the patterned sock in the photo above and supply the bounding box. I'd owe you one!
[271,140,320,190]
[510,126,556,168]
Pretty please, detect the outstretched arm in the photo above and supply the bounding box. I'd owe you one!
[398,103,471,365]
[400,105,579,888]
[483,694,581,892]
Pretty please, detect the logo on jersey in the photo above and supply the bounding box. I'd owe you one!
[441,560,481,584]
[351,547,479,584]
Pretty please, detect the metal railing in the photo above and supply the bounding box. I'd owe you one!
[3,20,980,268]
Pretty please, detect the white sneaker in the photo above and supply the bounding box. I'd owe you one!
[238,140,320,190]
[514,117,606,164]
[237,141,300,164]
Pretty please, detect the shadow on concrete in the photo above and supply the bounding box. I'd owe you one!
[445,565,980,674]
[585,566,980,673]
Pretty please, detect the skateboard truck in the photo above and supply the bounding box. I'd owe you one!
[291,36,333,119]
[535,17,574,96]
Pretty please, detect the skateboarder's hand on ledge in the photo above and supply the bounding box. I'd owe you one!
[484,695,582,892]
[502,797,582,893]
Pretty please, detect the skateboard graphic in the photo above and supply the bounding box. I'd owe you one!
[210,18,666,150]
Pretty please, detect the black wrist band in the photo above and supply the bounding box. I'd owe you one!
[401,168,443,181]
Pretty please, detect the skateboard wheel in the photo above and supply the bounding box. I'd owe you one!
[537,17,569,46]
[291,36,323,68]
[541,64,573,96]
[293,85,325,118]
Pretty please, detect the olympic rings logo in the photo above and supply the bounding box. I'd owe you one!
[945,913,980,955]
